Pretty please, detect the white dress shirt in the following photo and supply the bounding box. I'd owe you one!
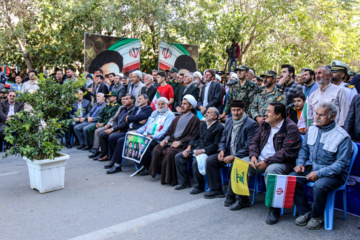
[259,120,284,162]
[203,81,212,107]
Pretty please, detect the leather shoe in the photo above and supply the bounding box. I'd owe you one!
[89,152,101,158]
[266,207,281,225]
[82,145,92,150]
[98,155,109,161]
[104,161,115,169]
[174,183,191,190]
[66,143,72,149]
[224,195,236,207]
[190,187,204,195]
[106,165,122,174]
[204,190,224,199]
[73,141,80,146]
[229,197,251,211]
[93,154,105,160]
[77,144,86,149]
[89,149,97,153]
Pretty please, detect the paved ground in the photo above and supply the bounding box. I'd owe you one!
[1,147,359,240]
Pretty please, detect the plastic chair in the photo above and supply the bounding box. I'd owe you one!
[293,141,358,230]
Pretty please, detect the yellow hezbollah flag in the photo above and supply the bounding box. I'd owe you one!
[231,157,250,196]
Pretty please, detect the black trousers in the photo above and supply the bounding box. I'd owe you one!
[137,140,158,170]
[99,131,111,155]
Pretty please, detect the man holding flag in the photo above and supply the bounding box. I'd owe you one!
[248,102,301,225]
[290,102,352,230]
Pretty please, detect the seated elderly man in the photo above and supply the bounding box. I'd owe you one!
[106,97,175,174]
[174,107,224,190]
[248,102,301,225]
[149,95,200,186]
[75,93,106,149]
[199,100,258,199]
[290,102,352,230]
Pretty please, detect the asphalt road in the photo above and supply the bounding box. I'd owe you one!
[1,147,359,240]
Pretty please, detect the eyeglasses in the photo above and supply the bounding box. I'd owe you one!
[331,70,338,73]
[9,95,16,97]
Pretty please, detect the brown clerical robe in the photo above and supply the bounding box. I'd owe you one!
[149,112,200,186]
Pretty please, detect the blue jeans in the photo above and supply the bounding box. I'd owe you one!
[228,58,237,73]
[290,170,344,218]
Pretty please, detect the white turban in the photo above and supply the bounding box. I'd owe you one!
[157,97,169,104]
[231,73,238,80]
[183,94,197,109]
[132,70,142,79]
[215,74,221,82]
[193,71,202,80]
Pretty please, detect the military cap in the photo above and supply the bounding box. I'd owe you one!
[106,91,118,97]
[255,75,263,81]
[260,70,277,78]
[234,65,249,72]
[226,79,237,86]
[0,88,9,93]
[348,70,357,76]
[331,60,350,72]
[169,67,178,73]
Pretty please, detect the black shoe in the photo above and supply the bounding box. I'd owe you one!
[82,145,92,150]
[204,190,225,199]
[73,141,80,146]
[77,144,86,149]
[106,165,122,174]
[66,143,72,148]
[174,183,191,190]
[266,207,281,225]
[104,161,115,169]
[93,153,105,160]
[229,197,251,211]
[224,195,236,207]
[139,168,149,176]
[190,187,204,195]
[89,152,101,158]
[89,149,97,153]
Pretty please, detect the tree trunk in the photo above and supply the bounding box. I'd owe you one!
[15,35,33,70]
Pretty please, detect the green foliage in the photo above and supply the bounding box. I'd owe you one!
[3,75,85,160]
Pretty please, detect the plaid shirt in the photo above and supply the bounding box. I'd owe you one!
[277,81,303,108]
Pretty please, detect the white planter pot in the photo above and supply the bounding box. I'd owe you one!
[23,153,69,193]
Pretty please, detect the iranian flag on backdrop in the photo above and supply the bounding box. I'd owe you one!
[108,38,141,72]
[265,174,297,208]
[297,97,312,129]
[150,91,161,111]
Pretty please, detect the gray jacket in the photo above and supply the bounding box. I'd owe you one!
[296,121,352,181]
[218,116,258,158]
[84,101,106,122]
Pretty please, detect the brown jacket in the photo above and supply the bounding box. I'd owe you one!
[249,118,302,172]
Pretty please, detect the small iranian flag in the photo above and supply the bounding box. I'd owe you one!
[297,97,312,129]
[265,174,297,208]
[150,91,161,111]
[5,80,15,89]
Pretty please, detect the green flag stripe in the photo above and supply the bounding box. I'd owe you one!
[265,174,277,207]
[108,38,139,51]
[173,43,189,56]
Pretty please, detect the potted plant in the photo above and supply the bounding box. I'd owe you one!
[3,74,84,193]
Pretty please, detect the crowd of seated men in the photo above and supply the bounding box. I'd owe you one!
[2,61,359,230]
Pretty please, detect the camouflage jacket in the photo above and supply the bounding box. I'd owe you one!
[249,86,286,119]
[98,102,120,124]
[224,79,258,115]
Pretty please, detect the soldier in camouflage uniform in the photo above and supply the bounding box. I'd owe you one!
[221,65,258,118]
[167,67,180,91]
[250,70,286,125]
[85,91,120,150]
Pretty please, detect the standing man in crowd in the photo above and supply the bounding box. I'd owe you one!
[141,74,157,105]
[22,70,39,93]
[112,75,127,102]
[156,72,174,109]
[128,70,145,104]
[228,39,240,73]
[276,64,304,108]
[221,65,258,118]
[198,69,223,114]
[301,68,318,98]
[10,75,23,92]
[250,70,286,125]
[54,69,65,84]
[64,68,77,83]
[175,71,200,113]
[93,75,109,96]
[308,66,349,127]
[291,103,352,230]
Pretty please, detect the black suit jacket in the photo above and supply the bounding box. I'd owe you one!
[127,105,153,130]
[93,83,109,96]
[141,85,157,105]
[0,100,24,123]
[112,105,136,132]
[174,84,200,110]
[189,121,224,155]
[198,81,223,112]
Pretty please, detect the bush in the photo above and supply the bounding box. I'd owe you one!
[3,74,85,160]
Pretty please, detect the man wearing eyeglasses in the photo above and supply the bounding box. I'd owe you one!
[0,90,24,150]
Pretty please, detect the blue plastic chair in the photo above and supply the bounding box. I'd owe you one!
[293,141,358,230]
